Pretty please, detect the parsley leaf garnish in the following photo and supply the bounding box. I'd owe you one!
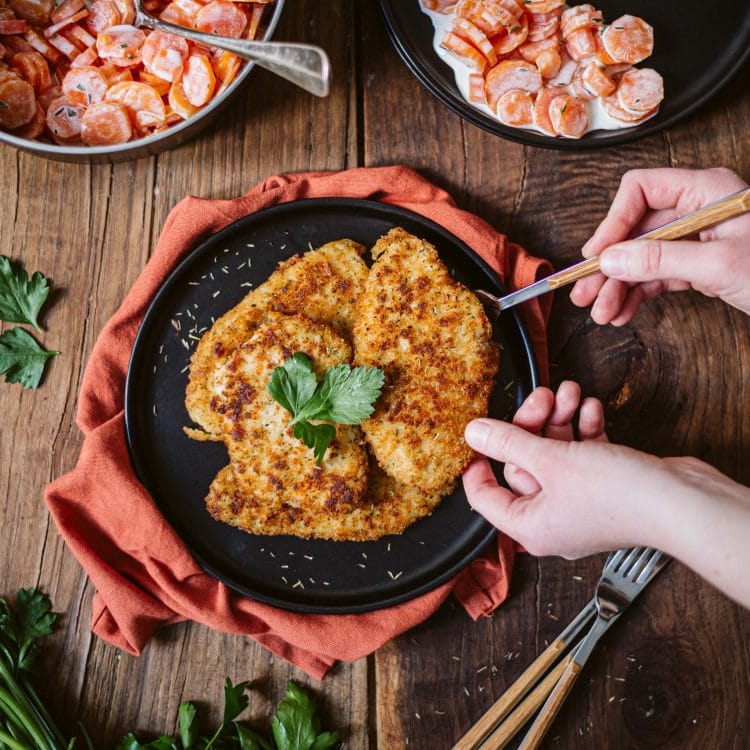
[0,255,50,331]
[267,352,384,464]
[0,328,58,389]
[271,682,340,750]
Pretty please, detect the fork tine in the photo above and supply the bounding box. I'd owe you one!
[636,550,663,583]
[625,547,656,580]
[617,547,643,573]
[606,549,628,571]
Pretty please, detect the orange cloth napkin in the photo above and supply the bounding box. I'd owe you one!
[45,166,552,679]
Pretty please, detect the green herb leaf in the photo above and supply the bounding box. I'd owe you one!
[293,364,384,425]
[0,588,56,673]
[0,328,58,389]
[266,352,318,417]
[116,735,144,750]
[223,678,250,724]
[178,702,199,749]
[267,352,383,462]
[293,422,336,465]
[271,682,340,750]
[236,724,275,750]
[0,255,50,331]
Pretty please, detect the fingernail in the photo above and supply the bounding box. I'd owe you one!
[465,419,491,449]
[599,247,625,276]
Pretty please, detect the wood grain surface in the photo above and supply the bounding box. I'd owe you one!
[1,2,749,748]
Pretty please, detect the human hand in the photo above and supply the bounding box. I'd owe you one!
[463,382,697,559]
[570,167,750,324]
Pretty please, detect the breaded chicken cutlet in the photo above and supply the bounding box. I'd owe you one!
[185,238,369,440]
[353,227,499,491]
[206,460,447,541]
[212,311,368,514]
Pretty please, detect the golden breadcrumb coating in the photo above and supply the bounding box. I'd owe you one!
[185,238,368,439]
[212,311,369,514]
[353,227,499,491]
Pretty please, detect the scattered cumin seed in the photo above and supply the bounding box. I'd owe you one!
[212,290,221,298]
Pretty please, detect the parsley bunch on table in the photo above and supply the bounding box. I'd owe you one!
[0,588,340,750]
[267,352,384,463]
[0,256,58,389]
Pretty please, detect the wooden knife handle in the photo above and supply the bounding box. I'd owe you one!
[517,661,583,750]
[544,186,750,291]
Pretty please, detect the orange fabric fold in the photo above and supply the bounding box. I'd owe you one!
[45,166,552,679]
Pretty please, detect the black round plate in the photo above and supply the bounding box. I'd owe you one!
[125,198,538,613]
[378,0,750,149]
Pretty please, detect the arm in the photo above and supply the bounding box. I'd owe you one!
[570,167,750,323]
[463,383,750,608]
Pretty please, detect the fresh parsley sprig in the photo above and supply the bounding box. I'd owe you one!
[267,353,384,464]
[0,328,59,389]
[0,256,50,332]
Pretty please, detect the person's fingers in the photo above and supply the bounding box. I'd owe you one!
[570,272,607,307]
[629,207,679,239]
[598,238,726,292]
[590,278,629,324]
[581,169,688,258]
[609,285,647,326]
[504,462,542,495]
[512,387,555,434]
[462,457,521,531]
[578,397,607,442]
[543,380,581,440]
[465,419,560,471]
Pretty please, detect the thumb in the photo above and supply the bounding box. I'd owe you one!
[598,238,723,289]
[465,419,559,471]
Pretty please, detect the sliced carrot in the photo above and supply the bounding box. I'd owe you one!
[51,0,85,24]
[493,14,528,55]
[96,24,145,66]
[138,69,170,95]
[45,93,83,138]
[43,9,88,39]
[81,99,132,144]
[69,45,98,68]
[0,19,27,33]
[172,0,203,22]
[168,77,198,119]
[211,49,241,85]
[616,67,663,112]
[195,0,247,38]
[531,84,565,133]
[484,59,541,108]
[495,89,532,125]
[24,27,64,64]
[246,3,265,39]
[62,64,108,105]
[85,0,121,36]
[105,79,165,130]
[13,99,44,136]
[0,70,36,128]
[467,71,486,103]
[601,15,653,65]
[581,61,615,97]
[440,31,486,73]
[64,23,96,49]
[452,17,497,66]
[535,47,560,79]
[47,31,80,59]
[565,28,596,60]
[182,52,215,106]
[548,94,588,137]
[8,0,54,26]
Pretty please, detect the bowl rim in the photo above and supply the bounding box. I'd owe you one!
[0,0,285,157]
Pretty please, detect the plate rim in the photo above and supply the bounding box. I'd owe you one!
[377,0,750,150]
[124,197,539,613]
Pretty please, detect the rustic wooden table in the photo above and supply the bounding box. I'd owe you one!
[2,3,750,749]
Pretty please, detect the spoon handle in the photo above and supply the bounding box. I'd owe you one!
[136,12,330,97]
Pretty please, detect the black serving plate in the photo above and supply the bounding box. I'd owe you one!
[378,0,750,149]
[125,198,538,613]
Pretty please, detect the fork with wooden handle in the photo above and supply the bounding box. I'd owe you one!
[451,549,670,750]
[475,186,750,319]
[516,548,669,750]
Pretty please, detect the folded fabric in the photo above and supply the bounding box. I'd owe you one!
[45,166,552,679]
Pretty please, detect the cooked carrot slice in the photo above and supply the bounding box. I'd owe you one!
[37,81,60,109]
[45,93,83,138]
[493,15,528,55]
[13,99,44,136]
[168,77,199,119]
[548,94,587,137]
[560,4,601,38]
[8,0,54,26]
[182,52,215,107]
[495,88,532,125]
[85,0,121,35]
[0,75,35,127]
[64,23,96,49]
[81,99,132,144]
[484,59,541,108]
[0,19,28,33]
[69,45,97,68]
[467,71,486,103]
[535,47,560,79]
[62,64,108,106]
[452,17,497,65]
[601,91,654,122]
[158,2,191,26]
[522,0,563,12]
[195,0,247,38]
[141,30,188,78]
[96,24,145,65]
[138,69,170,95]
[173,0,203,21]
[565,28,596,61]
[616,67,663,112]
[440,31,486,73]
[112,0,135,25]
[527,17,558,43]
[581,61,615,97]
[24,27,63,64]
[105,80,165,130]
[531,84,565,134]
[602,15,653,65]
[422,0,458,11]
[211,49,241,85]
[246,3,265,39]
[43,9,87,39]
[518,35,557,63]
[51,0,85,23]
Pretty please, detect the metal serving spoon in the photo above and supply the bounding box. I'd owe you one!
[132,0,330,97]
[476,186,750,320]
